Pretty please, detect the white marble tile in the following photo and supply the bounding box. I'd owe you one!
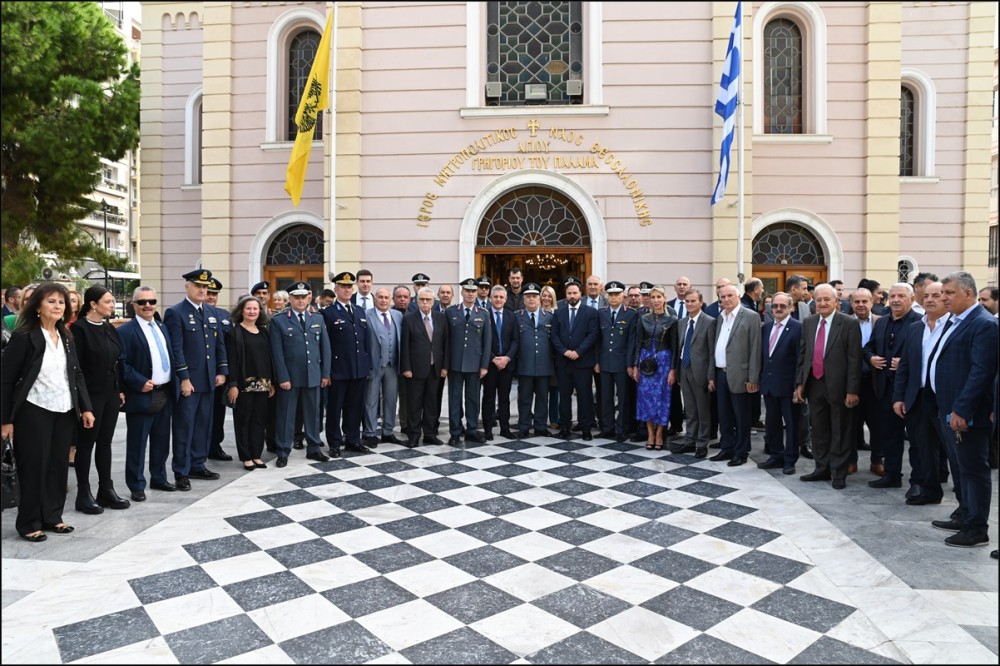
[802,543,903,589]
[574,446,618,459]
[243,522,321,551]
[450,470,505,486]
[385,559,477,597]
[350,503,417,525]
[733,508,780,531]
[581,532,663,563]
[576,488,635,508]
[668,533,752,565]
[201,551,286,586]
[785,567,856,606]
[574,471,632,488]
[365,652,411,665]
[370,483,430,503]
[484,563,576,602]
[324,526,400,555]
[2,622,61,664]
[275,500,341,523]
[402,455,454,469]
[1,558,80,592]
[384,468,439,484]
[577,508,649,532]
[894,638,1000,665]
[493,531,574,562]
[843,587,978,643]
[471,603,579,656]
[658,508,730,533]
[357,599,464,651]
[217,643,295,664]
[707,608,822,663]
[575,457,630,473]
[407,529,484,559]
[631,458,683,473]
[73,635,178,664]
[585,564,680,605]
[590,606,700,661]
[69,581,144,624]
[502,507,571,531]
[423,504,494,528]
[300,483,364,501]
[651,489,713,509]
[506,487,570,507]
[458,455,507,470]
[145,586,244,634]
[825,609,898,653]
[514,457,564,471]
[248,592,349,642]
[510,470,566,487]
[438,486,500,505]
[292,556,379,592]
[914,590,999,627]
[685,567,782,606]
[755,534,812,565]
[324,466,380,481]
[525,446,567,458]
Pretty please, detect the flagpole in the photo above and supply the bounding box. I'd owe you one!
[736,0,745,284]
[328,2,338,279]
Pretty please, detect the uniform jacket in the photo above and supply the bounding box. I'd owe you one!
[796,311,862,397]
[708,306,762,392]
[597,306,638,373]
[269,308,331,387]
[1,327,93,423]
[323,301,371,380]
[163,299,228,393]
[551,302,599,368]
[759,316,802,398]
[445,303,492,372]
[515,309,555,377]
[400,309,448,379]
[119,317,174,412]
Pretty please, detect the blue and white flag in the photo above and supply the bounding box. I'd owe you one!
[711,3,742,205]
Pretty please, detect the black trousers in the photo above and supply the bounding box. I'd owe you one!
[849,379,878,464]
[74,391,120,492]
[327,378,366,449]
[913,388,951,501]
[233,391,269,462]
[481,364,515,432]
[557,364,595,430]
[14,402,75,536]
[670,382,685,431]
[407,372,441,437]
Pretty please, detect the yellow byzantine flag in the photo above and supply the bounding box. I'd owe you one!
[285,12,333,206]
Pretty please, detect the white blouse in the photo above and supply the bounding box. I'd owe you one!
[26,330,74,413]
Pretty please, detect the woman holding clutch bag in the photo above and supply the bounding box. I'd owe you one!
[633,285,679,450]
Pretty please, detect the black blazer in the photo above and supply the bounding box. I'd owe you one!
[487,308,520,363]
[863,309,921,399]
[70,318,122,395]
[400,310,449,379]
[225,324,275,391]
[551,302,599,367]
[1,327,93,424]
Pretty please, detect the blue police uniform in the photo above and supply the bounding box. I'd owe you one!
[323,295,372,453]
[515,302,555,434]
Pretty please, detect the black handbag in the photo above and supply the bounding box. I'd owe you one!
[1,437,19,511]
[639,357,658,376]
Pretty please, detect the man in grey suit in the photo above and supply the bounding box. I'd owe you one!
[795,283,862,489]
[707,284,761,466]
[270,282,332,467]
[445,278,492,444]
[672,289,716,458]
[515,283,554,437]
[363,288,403,447]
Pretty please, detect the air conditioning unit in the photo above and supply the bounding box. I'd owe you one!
[485,82,502,99]
[566,79,583,97]
[524,83,547,101]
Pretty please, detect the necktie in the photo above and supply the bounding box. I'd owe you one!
[495,311,503,355]
[569,306,577,331]
[465,308,470,321]
[812,319,826,379]
[298,313,306,331]
[424,315,433,339]
[530,312,536,328]
[150,321,170,372]
[361,296,367,311]
[682,318,694,368]
[925,318,954,387]
[382,312,390,330]
[197,306,203,318]
[346,303,352,316]
[768,321,782,355]
[611,310,616,327]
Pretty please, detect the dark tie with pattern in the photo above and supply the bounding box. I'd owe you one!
[682,319,695,368]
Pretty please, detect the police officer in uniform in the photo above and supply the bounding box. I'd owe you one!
[407,273,437,312]
[445,278,491,444]
[515,283,555,437]
[637,281,654,315]
[476,276,492,310]
[597,281,639,441]
[323,271,372,454]
[205,277,234,462]
[164,269,229,490]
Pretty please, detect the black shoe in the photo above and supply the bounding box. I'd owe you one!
[329,449,341,458]
[424,436,444,445]
[800,471,832,482]
[709,442,721,449]
[363,436,380,447]
[616,434,627,443]
[630,433,646,443]
[906,495,943,506]
[208,451,233,461]
[405,438,420,448]
[751,420,765,431]
[558,430,572,440]
[757,457,783,470]
[448,436,462,445]
[832,478,847,490]
[572,424,583,432]
[189,468,221,480]
[175,477,191,491]
[292,441,305,450]
[150,481,176,492]
[857,441,872,451]
[905,483,924,499]
[499,430,515,439]
[381,434,403,444]
[800,446,814,460]
[931,518,963,532]
[709,451,733,462]
[254,461,267,469]
[130,490,146,502]
[665,427,680,437]
[783,465,796,475]
[484,431,494,441]
[727,456,747,467]
[96,487,131,510]
[276,456,289,468]
[534,429,552,438]
[345,443,373,453]
[306,451,331,462]
[465,432,486,443]
[945,530,989,548]
[581,431,593,441]
[598,430,615,439]
[869,477,902,489]
[695,447,708,459]
[518,430,531,439]
[991,550,998,560]
[76,490,104,515]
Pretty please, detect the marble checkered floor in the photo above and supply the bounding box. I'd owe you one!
[2,434,997,664]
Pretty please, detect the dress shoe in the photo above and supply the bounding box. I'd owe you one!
[709,442,721,449]
[306,451,331,462]
[932,518,963,532]
[130,490,146,502]
[499,429,515,439]
[465,432,486,443]
[581,430,593,441]
[558,430,572,440]
[800,446,814,460]
[695,447,708,459]
[757,457,784,470]
[598,430,615,439]
[292,441,305,450]
[665,426,680,437]
[906,495,942,506]
[484,431,494,441]
[800,471,832,482]
[832,478,846,490]
[189,468,220,480]
[329,448,342,458]
[671,441,697,454]
[97,486,131,510]
[363,436,380,447]
[783,465,796,475]
[423,436,444,445]
[905,483,923,499]
[448,436,463,445]
[275,457,288,468]
[857,441,872,451]
[869,462,886,477]
[616,434,627,443]
[20,531,47,542]
[518,430,531,439]
[150,481,177,492]
[381,434,403,444]
[727,456,747,467]
[709,451,733,462]
[751,419,766,431]
[847,463,858,475]
[254,461,267,469]
[208,450,233,461]
[945,530,989,548]
[345,443,373,453]
[868,477,901,489]
[75,489,104,514]
[405,438,420,448]
[535,429,552,438]
[175,476,191,491]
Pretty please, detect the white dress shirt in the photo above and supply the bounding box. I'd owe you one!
[714,307,740,369]
[26,331,73,413]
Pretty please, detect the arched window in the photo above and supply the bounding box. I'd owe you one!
[900,69,936,178]
[266,224,324,266]
[763,18,803,134]
[287,29,324,141]
[897,258,915,284]
[900,86,915,177]
[752,222,825,266]
[183,88,203,186]
[478,188,590,247]
[265,8,326,143]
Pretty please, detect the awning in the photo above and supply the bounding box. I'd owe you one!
[84,269,142,280]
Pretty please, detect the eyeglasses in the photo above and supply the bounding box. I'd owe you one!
[134,299,157,306]
[771,304,788,310]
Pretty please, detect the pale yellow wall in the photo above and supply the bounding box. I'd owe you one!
[331,2,364,276]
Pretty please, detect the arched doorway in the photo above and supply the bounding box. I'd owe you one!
[475,186,591,298]
[752,222,828,296]
[263,224,325,295]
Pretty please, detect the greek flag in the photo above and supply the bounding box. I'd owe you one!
[711,3,742,206]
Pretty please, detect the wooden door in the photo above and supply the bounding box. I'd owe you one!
[753,267,827,298]
[265,266,324,300]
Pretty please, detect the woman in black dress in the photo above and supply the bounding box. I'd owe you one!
[633,285,679,450]
[226,295,275,470]
[72,285,130,513]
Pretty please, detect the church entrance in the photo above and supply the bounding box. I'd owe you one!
[752,222,828,297]
[263,224,325,300]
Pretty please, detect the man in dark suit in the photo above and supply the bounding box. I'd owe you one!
[552,276,599,440]
[482,286,520,440]
[795,284,862,489]
[324,271,372,456]
[924,272,998,548]
[665,276,692,437]
[672,289,715,458]
[596,281,637,441]
[758,292,802,474]
[270,282,331,466]
[119,287,176,501]
[515,283,555,437]
[445,278,491,444]
[0,285,19,319]
[831,280,852,314]
[163,269,228,490]
[400,287,449,447]
[205,277,234,462]
[363,287,403,447]
[865,283,923,495]
[350,269,375,313]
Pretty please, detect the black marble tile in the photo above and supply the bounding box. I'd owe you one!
[165,613,272,664]
[485,463,536,478]
[225,509,293,533]
[348,474,403,491]
[380,447,430,460]
[398,493,460,514]
[550,451,591,464]
[655,633,775,664]
[544,479,602,497]
[435,449,484,461]
[598,441,637,452]
[425,580,523,624]
[468,496,533,517]
[400,627,519,664]
[603,452,648,465]
[326,491,389,511]
[128,565,218,604]
[532,583,630,628]
[642,585,743,631]
[310,457,360,471]
[286,472,340,489]
[539,520,613,546]
[545,497,605,519]
[618,498,682,519]
[752,587,856,633]
[706,522,781,549]
[53,607,160,662]
[666,466,720,481]
[678,480,737,498]
[630,549,715,583]
[368,460,417,474]
[414,476,469,493]
[267,538,345,569]
[546,464,599,479]
[535,548,620,581]
[690,498,756,520]
[300,512,370,537]
[183,534,260,564]
[321,576,418,616]
[494,439,537,450]
[611,479,671,498]
[458,517,530,543]
[605,464,660,480]
[789,636,901,664]
[354,542,436,574]
[280,621,392,663]
[426,462,478,476]
[259,488,322,508]
[477,478,533,495]
[378,515,449,540]
[622,521,698,548]
[444,545,528,578]
[223,570,315,611]
[527,630,644,664]
[725,550,812,585]
[494,450,535,463]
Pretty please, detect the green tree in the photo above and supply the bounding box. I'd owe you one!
[1,1,140,287]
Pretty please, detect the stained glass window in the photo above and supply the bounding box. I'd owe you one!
[900,86,915,177]
[478,187,589,246]
[897,259,914,284]
[486,1,583,106]
[764,19,803,134]
[288,30,323,140]
[752,223,824,266]
[266,224,324,265]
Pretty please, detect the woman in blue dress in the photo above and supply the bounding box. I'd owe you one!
[633,285,679,450]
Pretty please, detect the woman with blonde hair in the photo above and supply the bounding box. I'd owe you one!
[633,285,680,450]
[270,290,289,316]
